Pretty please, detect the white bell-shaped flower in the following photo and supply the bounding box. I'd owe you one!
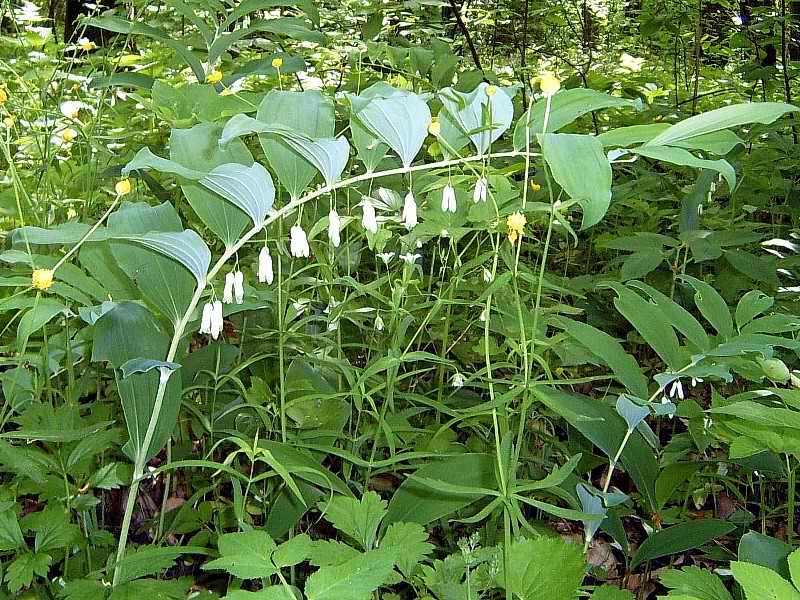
[374,314,385,331]
[329,209,341,247]
[473,177,488,203]
[290,224,310,258]
[233,270,244,304]
[210,301,224,339]
[362,199,378,234]
[200,302,213,334]
[222,272,235,304]
[442,184,457,213]
[258,246,273,284]
[402,192,418,230]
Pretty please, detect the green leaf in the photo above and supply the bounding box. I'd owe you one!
[304,549,395,600]
[170,123,253,247]
[735,291,774,330]
[107,201,197,325]
[534,386,659,511]
[0,510,25,551]
[559,318,649,398]
[498,537,586,600]
[634,145,736,191]
[631,519,735,568]
[679,275,734,339]
[198,162,276,226]
[385,454,496,525]
[541,133,612,229]
[202,530,278,579]
[380,522,433,578]
[120,359,181,379]
[645,102,799,147]
[790,548,800,590]
[5,551,51,593]
[590,587,636,600]
[115,545,208,584]
[256,91,335,198]
[115,230,211,285]
[516,88,640,146]
[320,491,386,550]
[17,299,69,353]
[352,91,431,167]
[272,533,313,568]
[439,82,514,154]
[92,302,181,462]
[731,560,800,600]
[660,566,734,600]
[620,249,664,280]
[604,282,685,370]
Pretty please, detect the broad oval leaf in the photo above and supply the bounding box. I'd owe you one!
[645,101,799,147]
[439,82,514,155]
[199,162,275,227]
[541,133,612,229]
[631,519,736,568]
[115,230,211,285]
[353,92,431,167]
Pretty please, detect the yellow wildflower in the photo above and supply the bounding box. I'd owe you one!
[3,116,14,128]
[485,85,497,97]
[207,69,223,84]
[0,89,7,103]
[271,57,283,69]
[507,212,526,244]
[428,119,441,136]
[539,72,561,97]
[530,182,541,192]
[32,269,54,290]
[79,38,96,52]
[115,179,132,196]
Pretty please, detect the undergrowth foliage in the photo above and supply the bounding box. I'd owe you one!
[3,0,800,599]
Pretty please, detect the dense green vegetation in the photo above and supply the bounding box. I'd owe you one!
[3,0,800,598]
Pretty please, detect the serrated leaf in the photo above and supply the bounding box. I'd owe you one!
[304,549,395,600]
[320,491,386,550]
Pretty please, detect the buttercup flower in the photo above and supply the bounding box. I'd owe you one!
[290,224,310,258]
[329,209,341,247]
[362,199,378,234]
[428,119,441,136]
[207,69,223,84]
[507,212,526,244]
[485,85,497,97]
[442,184,457,213]
[60,100,92,120]
[473,177,488,203]
[402,192,418,230]
[539,72,561,97]
[32,268,54,290]
[115,179,131,196]
[78,37,96,51]
[0,89,7,103]
[272,57,283,69]
[258,246,274,284]
[530,182,541,192]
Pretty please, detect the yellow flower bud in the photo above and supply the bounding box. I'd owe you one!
[507,211,526,244]
[3,116,14,128]
[80,40,95,52]
[428,119,441,136]
[485,85,497,97]
[271,57,283,69]
[539,72,561,97]
[0,89,7,103]
[32,269,55,291]
[530,182,541,192]
[206,69,223,84]
[115,178,132,196]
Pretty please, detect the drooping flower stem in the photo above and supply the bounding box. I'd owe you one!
[110,149,540,586]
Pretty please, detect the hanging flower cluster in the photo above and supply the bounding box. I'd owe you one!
[200,301,224,339]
